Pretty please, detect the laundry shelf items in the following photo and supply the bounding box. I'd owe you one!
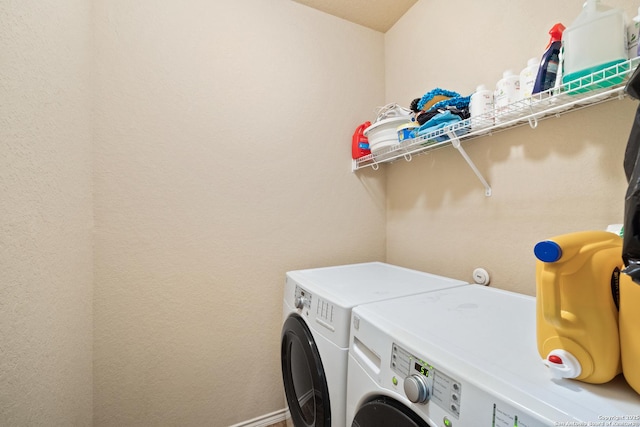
[352,58,640,197]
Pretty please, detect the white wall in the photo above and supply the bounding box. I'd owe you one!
[0,0,94,425]
[384,0,638,295]
[92,0,385,425]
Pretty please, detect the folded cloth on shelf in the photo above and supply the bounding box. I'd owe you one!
[417,106,470,124]
[428,95,471,113]
[416,110,469,142]
[414,89,472,126]
[417,110,461,133]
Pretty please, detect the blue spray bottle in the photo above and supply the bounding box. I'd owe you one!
[533,23,566,94]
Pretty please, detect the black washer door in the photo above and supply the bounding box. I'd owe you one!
[352,397,431,427]
[281,314,331,427]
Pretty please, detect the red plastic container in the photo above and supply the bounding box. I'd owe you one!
[352,121,371,159]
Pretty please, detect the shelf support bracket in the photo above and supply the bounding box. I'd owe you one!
[447,130,492,197]
[527,104,539,129]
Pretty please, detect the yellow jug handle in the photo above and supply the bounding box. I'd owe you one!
[540,268,563,328]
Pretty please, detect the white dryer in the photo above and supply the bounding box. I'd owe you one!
[347,285,640,427]
[281,262,468,427]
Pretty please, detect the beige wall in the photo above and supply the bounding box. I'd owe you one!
[92,0,385,425]
[4,0,639,425]
[384,0,638,295]
[0,0,94,425]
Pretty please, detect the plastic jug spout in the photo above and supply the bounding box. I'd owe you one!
[543,350,582,379]
[585,0,598,14]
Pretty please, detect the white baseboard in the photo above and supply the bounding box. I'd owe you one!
[228,408,290,427]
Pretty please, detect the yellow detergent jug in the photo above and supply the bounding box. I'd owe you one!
[534,230,622,384]
[619,272,640,394]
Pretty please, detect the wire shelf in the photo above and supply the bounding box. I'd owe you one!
[353,57,640,172]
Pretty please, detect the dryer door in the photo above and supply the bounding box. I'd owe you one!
[281,314,331,427]
[352,397,432,427]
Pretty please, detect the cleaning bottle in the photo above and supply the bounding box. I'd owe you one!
[534,230,622,384]
[619,271,640,394]
[494,70,520,124]
[562,0,628,93]
[352,121,371,160]
[469,84,494,130]
[533,23,565,95]
[519,57,540,101]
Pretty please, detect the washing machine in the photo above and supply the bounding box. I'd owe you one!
[346,285,640,427]
[281,262,468,427]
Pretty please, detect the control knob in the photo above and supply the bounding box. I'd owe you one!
[404,374,431,403]
[294,296,307,310]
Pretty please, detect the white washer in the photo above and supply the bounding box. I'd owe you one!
[281,262,468,427]
[347,285,640,427]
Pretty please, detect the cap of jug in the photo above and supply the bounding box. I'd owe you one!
[543,349,582,379]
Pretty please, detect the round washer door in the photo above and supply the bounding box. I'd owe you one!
[281,314,331,427]
[352,397,431,427]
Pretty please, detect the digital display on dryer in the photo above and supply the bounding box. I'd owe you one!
[415,362,430,377]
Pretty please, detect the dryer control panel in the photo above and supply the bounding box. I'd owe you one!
[391,343,462,419]
[294,284,339,336]
[294,286,312,310]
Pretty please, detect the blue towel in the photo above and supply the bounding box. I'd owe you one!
[416,110,468,142]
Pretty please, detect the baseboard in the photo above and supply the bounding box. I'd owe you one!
[228,408,290,427]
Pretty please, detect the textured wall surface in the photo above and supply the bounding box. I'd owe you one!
[9,0,635,425]
[0,0,94,425]
[385,0,638,295]
[92,0,385,425]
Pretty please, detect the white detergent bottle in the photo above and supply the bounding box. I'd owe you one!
[562,0,628,93]
[519,57,540,102]
[469,84,494,131]
[627,7,640,58]
[494,70,520,125]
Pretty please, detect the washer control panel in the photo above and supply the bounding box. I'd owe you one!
[294,286,312,311]
[391,343,462,419]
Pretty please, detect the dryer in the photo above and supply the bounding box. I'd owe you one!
[347,285,640,427]
[281,262,468,427]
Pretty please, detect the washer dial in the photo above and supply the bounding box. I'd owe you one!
[404,374,431,403]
